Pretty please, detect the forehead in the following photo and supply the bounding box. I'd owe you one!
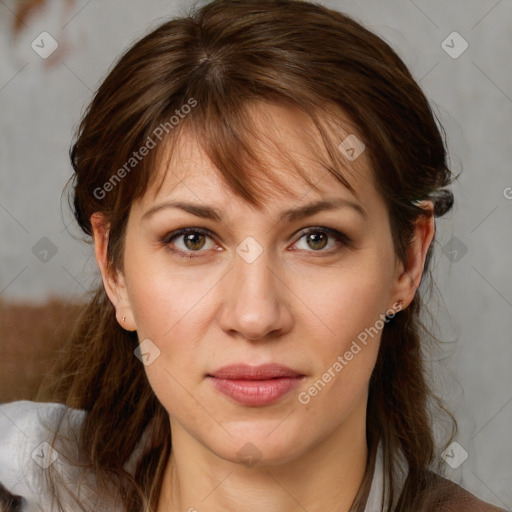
[136,101,383,216]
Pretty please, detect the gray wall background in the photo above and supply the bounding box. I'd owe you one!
[1,0,511,508]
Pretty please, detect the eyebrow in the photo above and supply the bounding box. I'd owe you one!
[141,197,367,223]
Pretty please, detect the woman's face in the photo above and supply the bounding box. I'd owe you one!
[94,102,430,467]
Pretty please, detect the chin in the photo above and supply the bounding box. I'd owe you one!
[209,428,307,468]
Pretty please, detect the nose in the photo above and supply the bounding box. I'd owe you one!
[217,249,293,341]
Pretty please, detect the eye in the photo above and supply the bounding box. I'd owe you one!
[162,228,217,258]
[161,226,351,259]
[293,227,351,254]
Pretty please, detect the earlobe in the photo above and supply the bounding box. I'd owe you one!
[391,201,435,311]
[90,212,137,332]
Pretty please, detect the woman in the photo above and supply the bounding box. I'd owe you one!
[0,0,506,511]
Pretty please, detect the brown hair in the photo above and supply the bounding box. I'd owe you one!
[37,0,458,510]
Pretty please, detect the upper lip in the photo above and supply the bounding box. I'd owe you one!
[208,363,304,380]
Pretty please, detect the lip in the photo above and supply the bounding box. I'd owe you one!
[208,363,303,380]
[207,364,305,407]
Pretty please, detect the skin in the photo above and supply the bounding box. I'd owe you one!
[91,102,434,512]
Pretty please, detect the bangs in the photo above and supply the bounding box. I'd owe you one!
[144,95,366,212]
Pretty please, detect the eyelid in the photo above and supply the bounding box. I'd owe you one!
[294,226,352,246]
[162,227,218,256]
[162,227,215,245]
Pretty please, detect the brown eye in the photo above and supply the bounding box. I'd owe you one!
[163,228,216,257]
[182,232,207,251]
[293,227,350,254]
[304,231,328,251]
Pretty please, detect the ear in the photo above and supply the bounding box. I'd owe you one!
[390,201,435,311]
[90,212,137,332]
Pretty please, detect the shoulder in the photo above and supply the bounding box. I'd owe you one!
[0,400,85,510]
[418,470,507,512]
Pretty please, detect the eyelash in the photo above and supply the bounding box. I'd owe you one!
[160,226,352,259]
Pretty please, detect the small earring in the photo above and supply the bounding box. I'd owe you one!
[122,315,126,323]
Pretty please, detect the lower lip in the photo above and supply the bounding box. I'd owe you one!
[207,376,304,406]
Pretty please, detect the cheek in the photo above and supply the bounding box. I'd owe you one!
[125,248,218,340]
[123,249,221,398]
[294,273,386,430]
[304,254,394,347]
[295,248,394,403]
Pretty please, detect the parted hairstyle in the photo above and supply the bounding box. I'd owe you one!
[37,0,458,510]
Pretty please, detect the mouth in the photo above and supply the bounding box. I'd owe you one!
[206,363,305,407]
